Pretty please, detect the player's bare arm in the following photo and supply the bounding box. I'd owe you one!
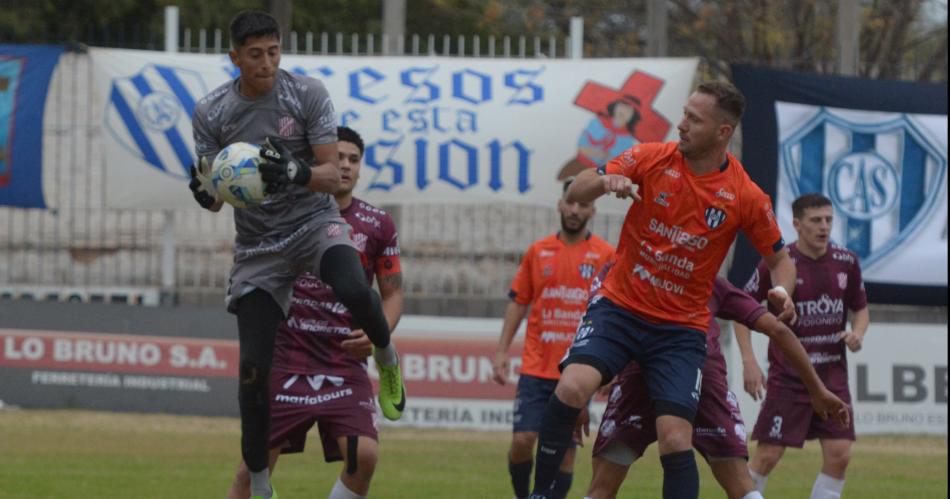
[492,301,528,385]
[733,322,766,401]
[763,247,797,324]
[752,312,850,429]
[307,142,342,193]
[341,271,403,359]
[840,306,870,352]
[565,168,640,204]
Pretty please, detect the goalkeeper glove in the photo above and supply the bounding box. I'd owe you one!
[259,136,312,193]
[188,160,217,210]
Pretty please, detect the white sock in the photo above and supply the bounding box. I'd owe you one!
[742,492,765,499]
[374,343,398,367]
[329,477,365,499]
[749,467,768,493]
[249,469,272,498]
[810,472,845,499]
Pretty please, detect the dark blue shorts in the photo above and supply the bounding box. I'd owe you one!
[513,374,574,448]
[562,296,707,421]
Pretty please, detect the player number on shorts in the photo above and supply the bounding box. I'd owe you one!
[769,416,783,439]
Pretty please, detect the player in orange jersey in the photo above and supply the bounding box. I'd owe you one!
[528,82,848,499]
[493,177,615,499]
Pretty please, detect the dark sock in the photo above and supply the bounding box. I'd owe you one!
[509,459,532,499]
[235,289,283,472]
[530,395,581,498]
[320,245,391,348]
[660,450,699,499]
[551,471,573,499]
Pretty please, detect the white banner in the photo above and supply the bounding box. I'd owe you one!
[89,48,697,211]
[726,322,949,435]
[775,102,948,285]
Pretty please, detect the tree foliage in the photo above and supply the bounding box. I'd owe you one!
[0,0,944,81]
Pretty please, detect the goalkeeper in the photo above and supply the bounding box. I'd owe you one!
[188,11,405,499]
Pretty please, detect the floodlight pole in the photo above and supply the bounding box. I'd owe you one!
[161,5,179,305]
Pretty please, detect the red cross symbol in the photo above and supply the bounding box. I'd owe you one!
[573,70,671,143]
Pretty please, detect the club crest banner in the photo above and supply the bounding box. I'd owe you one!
[89,48,697,212]
[731,65,948,303]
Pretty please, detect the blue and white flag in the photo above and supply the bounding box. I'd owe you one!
[732,65,948,304]
[0,44,63,208]
[105,64,206,180]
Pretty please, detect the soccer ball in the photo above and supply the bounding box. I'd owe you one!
[210,142,267,209]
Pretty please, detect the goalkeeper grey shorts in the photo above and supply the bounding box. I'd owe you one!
[225,217,356,317]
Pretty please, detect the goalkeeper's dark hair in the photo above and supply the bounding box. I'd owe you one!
[229,11,280,49]
[792,193,832,219]
[337,126,365,157]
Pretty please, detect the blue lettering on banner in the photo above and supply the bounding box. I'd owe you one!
[364,139,404,191]
[349,67,387,104]
[315,63,545,196]
[504,67,545,106]
[401,66,440,104]
[780,108,946,270]
[452,69,491,105]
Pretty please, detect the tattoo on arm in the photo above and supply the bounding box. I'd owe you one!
[379,272,403,293]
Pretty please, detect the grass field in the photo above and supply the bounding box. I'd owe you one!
[0,409,946,498]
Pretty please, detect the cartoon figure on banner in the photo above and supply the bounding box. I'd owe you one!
[779,108,947,270]
[557,70,672,180]
[104,64,208,179]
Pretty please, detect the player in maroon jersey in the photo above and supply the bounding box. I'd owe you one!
[737,193,870,499]
[227,126,403,499]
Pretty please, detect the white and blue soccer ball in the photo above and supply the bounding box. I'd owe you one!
[211,142,267,209]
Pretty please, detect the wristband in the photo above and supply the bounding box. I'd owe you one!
[771,285,788,298]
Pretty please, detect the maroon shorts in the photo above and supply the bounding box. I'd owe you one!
[593,366,748,461]
[269,371,378,462]
[751,391,855,448]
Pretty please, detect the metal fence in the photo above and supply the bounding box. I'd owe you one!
[0,43,630,313]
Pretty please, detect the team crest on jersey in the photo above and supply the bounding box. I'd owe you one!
[837,272,848,290]
[105,64,208,180]
[278,115,296,137]
[578,263,596,280]
[779,105,947,270]
[352,232,369,252]
[705,206,727,229]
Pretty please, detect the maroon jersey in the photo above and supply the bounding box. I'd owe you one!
[706,277,769,375]
[743,242,867,402]
[272,198,401,376]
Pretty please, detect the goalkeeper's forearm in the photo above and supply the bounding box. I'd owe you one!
[306,160,341,193]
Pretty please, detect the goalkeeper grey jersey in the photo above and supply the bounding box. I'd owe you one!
[192,69,339,249]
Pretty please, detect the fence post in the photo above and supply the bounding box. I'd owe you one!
[570,17,583,59]
[162,5,178,305]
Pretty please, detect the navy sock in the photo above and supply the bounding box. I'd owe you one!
[509,459,532,499]
[551,471,573,499]
[530,395,580,498]
[660,450,699,499]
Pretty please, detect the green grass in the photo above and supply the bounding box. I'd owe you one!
[0,410,946,498]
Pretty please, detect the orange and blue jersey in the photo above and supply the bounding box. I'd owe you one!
[598,142,784,333]
[509,233,615,379]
